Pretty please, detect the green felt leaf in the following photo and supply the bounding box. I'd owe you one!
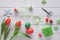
[57,19,60,24]
[42,0,46,2]
[41,0,47,5]
[54,25,59,31]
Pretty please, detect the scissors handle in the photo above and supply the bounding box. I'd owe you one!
[49,11,53,15]
[47,11,53,18]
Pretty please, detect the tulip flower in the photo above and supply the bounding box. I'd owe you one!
[4,17,11,40]
[1,17,11,40]
[5,17,11,25]
[10,20,31,40]
[10,20,22,40]
[16,20,21,28]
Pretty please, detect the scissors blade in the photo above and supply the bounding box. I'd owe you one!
[41,8,49,14]
[4,9,12,14]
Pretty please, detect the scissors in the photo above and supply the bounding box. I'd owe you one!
[41,8,53,18]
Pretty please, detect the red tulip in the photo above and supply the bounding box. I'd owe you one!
[16,20,21,28]
[26,28,34,34]
[5,17,11,25]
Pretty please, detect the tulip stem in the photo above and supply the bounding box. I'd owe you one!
[0,35,1,40]
[10,35,15,40]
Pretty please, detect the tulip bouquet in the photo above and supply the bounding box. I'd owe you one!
[0,17,11,40]
[0,18,31,40]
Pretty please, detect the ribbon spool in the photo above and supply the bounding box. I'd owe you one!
[27,5,33,11]
[24,5,33,17]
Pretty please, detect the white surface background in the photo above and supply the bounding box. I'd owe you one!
[0,0,60,40]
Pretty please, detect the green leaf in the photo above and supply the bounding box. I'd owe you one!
[12,25,19,37]
[10,25,19,40]
[17,32,31,38]
[1,19,6,36]
[10,32,31,40]
[4,27,10,40]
